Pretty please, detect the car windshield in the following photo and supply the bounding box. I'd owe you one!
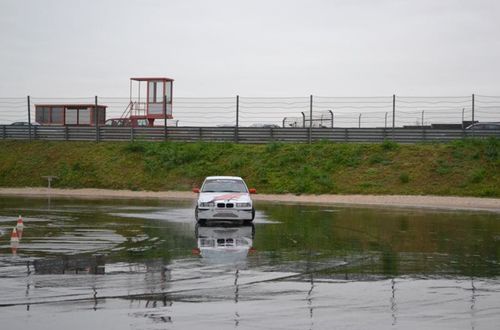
[201,179,248,193]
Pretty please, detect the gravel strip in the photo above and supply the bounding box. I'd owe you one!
[0,187,499,213]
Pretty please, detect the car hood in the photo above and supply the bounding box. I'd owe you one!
[198,192,251,203]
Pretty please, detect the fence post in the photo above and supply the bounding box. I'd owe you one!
[309,95,313,144]
[358,113,362,128]
[421,110,425,141]
[383,112,388,140]
[94,96,99,142]
[392,94,396,140]
[235,95,239,143]
[27,95,31,141]
[282,117,286,128]
[461,108,465,138]
[301,112,306,128]
[471,94,475,137]
[328,109,334,128]
[164,94,167,141]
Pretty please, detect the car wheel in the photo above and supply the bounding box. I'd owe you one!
[251,207,255,220]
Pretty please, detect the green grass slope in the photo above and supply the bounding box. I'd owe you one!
[0,139,498,197]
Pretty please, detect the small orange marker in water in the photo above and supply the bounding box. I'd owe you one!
[10,227,19,243]
[16,215,24,230]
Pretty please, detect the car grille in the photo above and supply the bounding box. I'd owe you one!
[216,203,234,208]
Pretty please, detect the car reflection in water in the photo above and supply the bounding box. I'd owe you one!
[194,222,255,264]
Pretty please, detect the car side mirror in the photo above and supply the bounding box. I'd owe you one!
[249,188,257,194]
[192,187,200,193]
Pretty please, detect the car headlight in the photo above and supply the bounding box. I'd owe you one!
[199,202,215,207]
[236,202,251,208]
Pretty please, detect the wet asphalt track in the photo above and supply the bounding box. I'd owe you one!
[1,197,500,329]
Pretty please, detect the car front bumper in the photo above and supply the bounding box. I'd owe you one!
[197,207,254,220]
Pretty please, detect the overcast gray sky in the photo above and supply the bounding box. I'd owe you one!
[1,0,499,97]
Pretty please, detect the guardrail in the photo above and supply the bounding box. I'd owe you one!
[1,125,499,143]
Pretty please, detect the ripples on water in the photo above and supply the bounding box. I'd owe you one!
[0,197,499,329]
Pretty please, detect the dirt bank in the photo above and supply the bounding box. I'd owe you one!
[1,187,499,213]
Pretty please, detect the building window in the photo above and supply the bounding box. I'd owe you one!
[148,81,164,103]
[51,107,64,123]
[148,81,156,103]
[36,107,50,124]
[66,109,78,125]
[79,108,90,124]
[165,81,172,103]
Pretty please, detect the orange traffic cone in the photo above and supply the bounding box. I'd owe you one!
[10,227,19,243]
[16,215,24,230]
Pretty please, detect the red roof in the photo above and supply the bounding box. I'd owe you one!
[130,77,174,82]
[34,104,107,108]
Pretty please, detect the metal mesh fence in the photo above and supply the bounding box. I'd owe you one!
[0,97,30,125]
[1,95,499,128]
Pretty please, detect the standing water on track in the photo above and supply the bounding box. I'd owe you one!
[0,196,499,330]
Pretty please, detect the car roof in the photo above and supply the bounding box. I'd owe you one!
[204,176,243,181]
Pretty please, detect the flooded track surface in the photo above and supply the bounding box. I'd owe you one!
[1,197,500,329]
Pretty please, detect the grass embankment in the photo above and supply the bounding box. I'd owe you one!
[0,139,499,197]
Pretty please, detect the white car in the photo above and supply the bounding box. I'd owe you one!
[193,176,256,223]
